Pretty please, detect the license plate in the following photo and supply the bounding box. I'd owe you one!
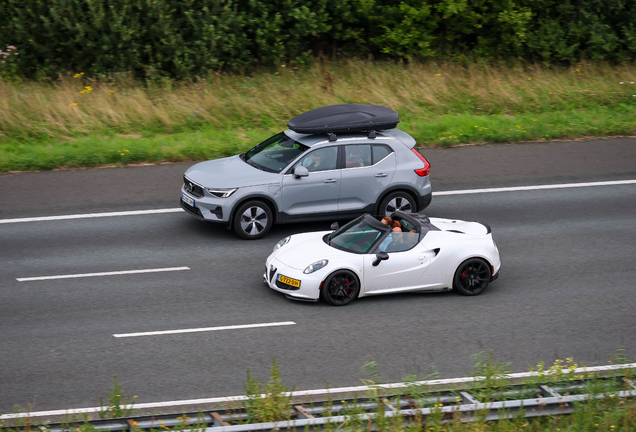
[181,193,195,207]
[278,274,301,288]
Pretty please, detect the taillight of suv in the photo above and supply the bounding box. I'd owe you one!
[411,148,431,177]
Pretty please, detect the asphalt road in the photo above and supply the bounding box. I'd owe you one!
[1,137,635,414]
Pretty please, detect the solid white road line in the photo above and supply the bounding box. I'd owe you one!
[16,266,190,282]
[1,179,635,225]
[2,362,634,420]
[432,179,636,196]
[113,321,297,338]
[0,208,183,224]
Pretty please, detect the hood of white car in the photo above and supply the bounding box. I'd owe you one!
[184,155,281,188]
[272,231,346,270]
[429,217,489,236]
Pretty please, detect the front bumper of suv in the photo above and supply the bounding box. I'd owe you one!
[180,187,229,223]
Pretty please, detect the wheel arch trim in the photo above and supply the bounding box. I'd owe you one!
[321,267,362,291]
[375,186,420,213]
[228,194,279,226]
[455,255,495,275]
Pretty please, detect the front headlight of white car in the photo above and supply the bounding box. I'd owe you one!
[304,259,329,274]
[207,187,238,198]
[273,236,291,252]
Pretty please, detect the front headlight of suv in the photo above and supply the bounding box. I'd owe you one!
[208,187,238,198]
[304,259,329,274]
[273,236,291,252]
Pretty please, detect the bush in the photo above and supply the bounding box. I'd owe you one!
[2,0,636,80]
[0,0,330,79]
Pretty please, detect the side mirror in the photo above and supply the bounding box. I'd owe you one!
[372,252,389,266]
[293,166,309,179]
[330,222,339,231]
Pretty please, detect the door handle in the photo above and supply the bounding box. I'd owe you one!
[419,250,436,261]
[375,173,388,177]
[323,179,338,183]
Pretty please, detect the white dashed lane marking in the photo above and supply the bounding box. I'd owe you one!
[16,266,190,282]
[0,208,183,224]
[113,321,297,338]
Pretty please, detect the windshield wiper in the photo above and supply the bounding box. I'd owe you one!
[241,155,261,170]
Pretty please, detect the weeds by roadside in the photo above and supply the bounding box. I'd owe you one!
[243,357,293,423]
[2,351,635,431]
[97,375,136,419]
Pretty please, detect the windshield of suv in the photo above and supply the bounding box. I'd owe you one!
[329,216,389,254]
[243,132,309,173]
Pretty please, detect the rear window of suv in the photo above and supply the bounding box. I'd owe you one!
[372,144,392,164]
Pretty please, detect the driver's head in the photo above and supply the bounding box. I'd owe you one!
[381,216,393,226]
[391,228,404,244]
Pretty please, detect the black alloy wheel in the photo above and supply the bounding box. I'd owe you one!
[233,200,273,240]
[453,258,491,296]
[321,270,360,306]
[379,191,416,216]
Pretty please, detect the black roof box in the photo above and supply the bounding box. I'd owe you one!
[287,104,399,134]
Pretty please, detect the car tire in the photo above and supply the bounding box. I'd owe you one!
[379,191,416,216]
[321,269,360,306]
[232,200,273,240]
[452,258,491,296]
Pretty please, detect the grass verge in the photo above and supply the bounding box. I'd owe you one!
[1,60,636,172]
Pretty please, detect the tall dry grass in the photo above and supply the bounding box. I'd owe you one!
[1,60,634,140]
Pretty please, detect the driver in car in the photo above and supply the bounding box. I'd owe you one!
[308,151,325,171]
[379,227,419,253]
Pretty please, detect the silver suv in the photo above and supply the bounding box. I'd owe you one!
[180,104,432,239]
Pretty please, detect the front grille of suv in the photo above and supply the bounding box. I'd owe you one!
[183,176,204,198]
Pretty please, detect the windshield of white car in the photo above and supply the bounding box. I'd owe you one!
[242,132,309,173]
[329,216,389,254]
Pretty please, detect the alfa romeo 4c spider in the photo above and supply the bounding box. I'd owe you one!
[264,212,501,305]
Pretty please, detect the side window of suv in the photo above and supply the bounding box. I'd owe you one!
[295,147,338,172]
[345,144,372,168]
[372,144,393,164]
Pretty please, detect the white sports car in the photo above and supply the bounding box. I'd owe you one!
[264,212,501,305]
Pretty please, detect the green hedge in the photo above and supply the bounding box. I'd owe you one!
[2,0,636,80]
